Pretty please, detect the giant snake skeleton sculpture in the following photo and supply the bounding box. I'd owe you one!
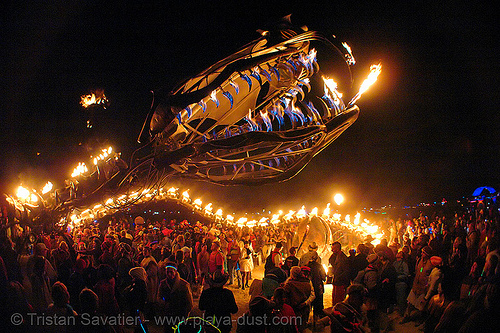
[4,17,381,228]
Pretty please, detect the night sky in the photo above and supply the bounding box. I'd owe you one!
[1,1,498,213]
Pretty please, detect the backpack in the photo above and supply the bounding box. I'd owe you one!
[264,252,276,272]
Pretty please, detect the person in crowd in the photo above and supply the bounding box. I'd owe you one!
[261,269,281,299]
[320,284,369,333]
[264,241,283,275]
[0,233,23,283]
[239,240,254,290]
[181,246,197,285]
[51,240,73,285]
[198,270,238,333]
[269,286,299,333]
[226,235,241,286]
[283,246,299,276]
[353,253,382,332]
[350,243,369,282]
[94,264,120,318]
[67,258,88,312]
[73,287,112,333]
[158,262,193,333]
[208,241,224,274]
[196,243,210,287]
[237,295,272,333]
[377,250,397,331]
[124,266,148,314]
[141,245,159,318]
[298,242,320,267]
[393,250,410,315]
[283,266,315,332]
[400,245,434,324]
[29,254,53,312]
[329,241,351,306]
[46,281,77,333]
[307,251,326,320]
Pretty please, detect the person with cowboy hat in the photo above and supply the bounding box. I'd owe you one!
[199,270,238,333]
[299,242,321,267]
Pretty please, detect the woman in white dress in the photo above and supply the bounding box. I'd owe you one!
[239,240,254,290]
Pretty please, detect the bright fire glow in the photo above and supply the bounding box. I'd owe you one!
[348,63,382,106]
[41,181,53,194]
[80,90,108,108]
[323,203,331,216]
[334,193,344,205]
[71,162,88,178]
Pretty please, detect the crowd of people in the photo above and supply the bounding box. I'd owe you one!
[0,201,499,333]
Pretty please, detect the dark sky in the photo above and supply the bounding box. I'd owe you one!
[1,1,499,213]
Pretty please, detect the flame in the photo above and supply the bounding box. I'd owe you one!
[323,203,331,216]
[296,206,307,218]
[342,42,356,65]
[71,162,88,178]
[236,217,247,226]
[41,181,53,194]
[348,63,382,106]
[323,77,343,98]
[193,198,202,208]
[354,213,361,225]
[80,90,108,108]
[310,207,318,216]
[204,203,213,214]
[260,110,273,131]
[167,187,178,196]
[210,90,219,107]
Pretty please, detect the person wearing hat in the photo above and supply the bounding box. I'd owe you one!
[353,253,382,332]
[236,295,272,333]
[123,267,149,331]
[298,242,321,267]
[158,262,193,333]
[329,241,351,306]
[283,266,316,332]
[400,245,435,324]
[199,270,238,333]
[320,284,369,332]
[307,251,327,321]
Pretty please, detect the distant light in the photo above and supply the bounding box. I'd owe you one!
[334,193,344,205]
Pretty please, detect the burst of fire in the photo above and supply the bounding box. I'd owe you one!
[71,162,88,178]
[41,181,53,195]
[348,63,382,106]
[16,186,30,200]
[323,203,331,216]
[80,90,108,108]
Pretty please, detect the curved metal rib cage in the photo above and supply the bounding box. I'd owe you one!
[150,28,359,185]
